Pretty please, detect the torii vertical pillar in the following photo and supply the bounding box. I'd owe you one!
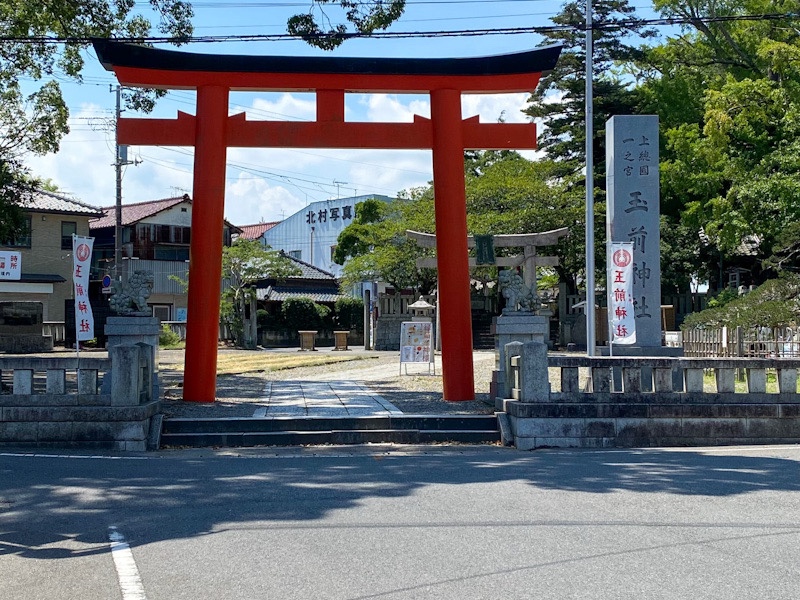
[183,86,230,402]
[430,89,474,400]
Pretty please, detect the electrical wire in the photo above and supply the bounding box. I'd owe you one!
[2,14,800,44]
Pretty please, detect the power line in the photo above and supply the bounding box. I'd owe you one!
[3,14,800,44]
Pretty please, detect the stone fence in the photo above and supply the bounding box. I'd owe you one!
[500,341,800,450]
[0,343,160,451]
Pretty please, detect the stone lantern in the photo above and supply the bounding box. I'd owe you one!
[408,296,435,322]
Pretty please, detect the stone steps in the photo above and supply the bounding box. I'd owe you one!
[160,414,500,448]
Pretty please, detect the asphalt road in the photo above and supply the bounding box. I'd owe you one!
[2,444,800,600]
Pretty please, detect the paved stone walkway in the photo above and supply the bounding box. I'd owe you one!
[250,380,402,418]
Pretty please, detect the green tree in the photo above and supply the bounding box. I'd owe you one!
[335,153,586,294]
[525,0,655,169]
[221,239,299,349]
[288,0,405,50]
[0,160,36,243]
[638,0,800,286]
[0,0,194,237]
[465,151,584,293]
[334,192,438,294]
[522,0,655,293]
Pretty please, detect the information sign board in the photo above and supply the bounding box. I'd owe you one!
[399,321,435,374]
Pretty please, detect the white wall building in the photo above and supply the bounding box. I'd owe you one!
[262,194,391,277]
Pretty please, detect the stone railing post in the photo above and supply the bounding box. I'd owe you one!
[504,341,523,400]
[136,342,154,404]
[46,369,66,394]
[13,369,33,394]
[78,369,98,395]
[778,367,798,393]
[519,340,549,402]
[110,344,143,406]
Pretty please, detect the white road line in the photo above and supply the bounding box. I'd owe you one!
[108,526,148,600]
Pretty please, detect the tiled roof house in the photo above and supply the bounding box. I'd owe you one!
[0,189,103,321]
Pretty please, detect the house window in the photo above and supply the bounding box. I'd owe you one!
[330,245,337,262]
[1,216,31,248]
[289,250,301,260]
[155,246,189,261]
[155,225,171,243]
[61,221,77,250]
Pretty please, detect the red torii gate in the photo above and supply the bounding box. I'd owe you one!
[93,39,560,403]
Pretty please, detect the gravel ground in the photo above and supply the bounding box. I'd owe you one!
[159,349,499,418]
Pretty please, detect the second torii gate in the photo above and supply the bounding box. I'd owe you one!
[93,39,561,403]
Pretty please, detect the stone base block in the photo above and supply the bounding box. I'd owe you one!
[0,400,161,451]
[0,333,53,353]
[504,400,800,449]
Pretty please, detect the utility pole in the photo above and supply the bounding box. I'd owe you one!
[333,180,347,199]
[112,85,136,280]
[584,0,596,356]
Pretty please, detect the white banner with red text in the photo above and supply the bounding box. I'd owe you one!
[72,235,95,342]
[607,242,636,345]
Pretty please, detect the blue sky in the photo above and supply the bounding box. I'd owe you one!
[23,0,661,226]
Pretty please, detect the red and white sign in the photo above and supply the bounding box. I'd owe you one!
[0,251,21,280]
[607,242,636,345]
[72,235,95,341]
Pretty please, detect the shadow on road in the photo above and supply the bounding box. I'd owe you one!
[1,447,799,560]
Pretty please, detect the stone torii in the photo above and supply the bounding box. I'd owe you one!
[407,227,569,299]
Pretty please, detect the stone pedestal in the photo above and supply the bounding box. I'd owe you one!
[333,330,350,351]
[105,316,161,399]
[299,330,318,351]
[491,312,549,407]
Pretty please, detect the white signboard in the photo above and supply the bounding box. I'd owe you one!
[72,235,95,341]
[400,321,434,365]
[0,251,21,280]
[607,242,636,346]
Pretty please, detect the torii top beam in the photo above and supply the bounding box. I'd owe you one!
[92,39,562,94]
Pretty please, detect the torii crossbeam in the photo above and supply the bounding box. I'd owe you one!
[93,39,561,403]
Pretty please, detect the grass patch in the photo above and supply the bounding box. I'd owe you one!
[702,369,799,393]
[162,352,375,375]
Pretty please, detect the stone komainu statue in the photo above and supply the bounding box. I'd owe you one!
[110,270,155,316]
[498,269,541,313]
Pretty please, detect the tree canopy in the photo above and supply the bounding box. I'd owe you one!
[288,0,405,50]
[221,239,300,348]
[334,152,584,294]
[0,0,194,237]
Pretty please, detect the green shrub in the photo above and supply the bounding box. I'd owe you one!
[159,323,182,347]
[334,296,364,331]
[316,303,333,330]
[682,275,800,330]
[281,297,321,331]
[706,287,738,309]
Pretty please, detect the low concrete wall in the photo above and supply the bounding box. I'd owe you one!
[0,345,160,451]
[500,342,800,450]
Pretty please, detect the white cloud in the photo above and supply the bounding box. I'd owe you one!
[23,91,544,222]
[226,171,305,225]
[245,93,316,121]
[462,93,531,123]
